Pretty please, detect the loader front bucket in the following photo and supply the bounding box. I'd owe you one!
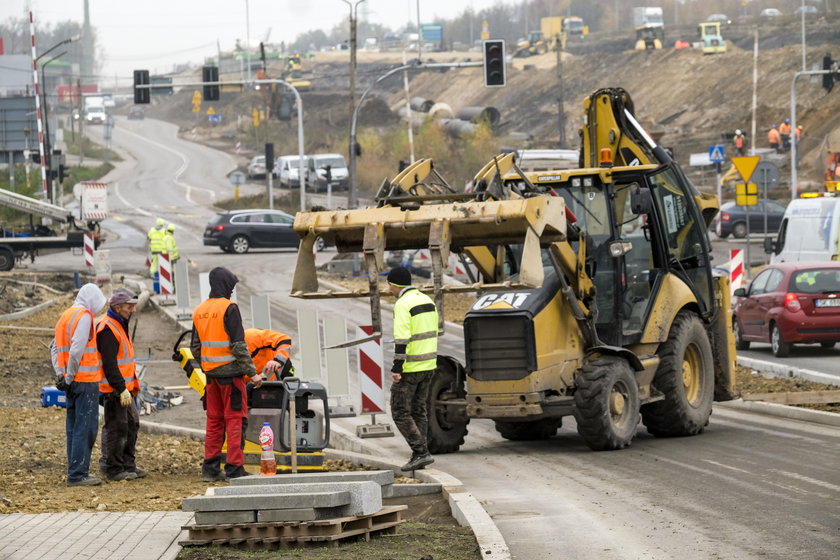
[292,195,569,342]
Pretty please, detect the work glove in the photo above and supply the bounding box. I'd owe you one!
[55,374,69,393]
[119,389,132,407]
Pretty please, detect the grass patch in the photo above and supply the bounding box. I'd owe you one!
[61,127,122,162]
[176,522,480,560]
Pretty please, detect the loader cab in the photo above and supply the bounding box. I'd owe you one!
[520,165,714,346]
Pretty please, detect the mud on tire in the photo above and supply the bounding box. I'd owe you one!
[641,311,714,437]
[573,355,639,450]
[427,358,469,454]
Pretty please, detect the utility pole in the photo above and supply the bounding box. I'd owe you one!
[555,34,566,149]
[77,78,85,165]
[750,28,758,155]
[343,0,366,206]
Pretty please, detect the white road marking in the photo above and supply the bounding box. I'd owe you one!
[115,126,216,204]
[114,181,151,216]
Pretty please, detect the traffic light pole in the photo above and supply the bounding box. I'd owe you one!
[789,69,833,200]
[348,60,482,208]
[135,77,307,212]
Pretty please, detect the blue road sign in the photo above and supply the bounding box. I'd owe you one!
[709,144,725,163]
[208,114,222,124]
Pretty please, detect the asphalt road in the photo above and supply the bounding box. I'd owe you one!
[28,119,840,559]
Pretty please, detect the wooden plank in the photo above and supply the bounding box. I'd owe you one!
[741,390,840,405]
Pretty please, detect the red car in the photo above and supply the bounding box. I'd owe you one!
[733,262,840,357]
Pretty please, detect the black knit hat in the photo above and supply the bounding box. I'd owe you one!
[387,266,411,287]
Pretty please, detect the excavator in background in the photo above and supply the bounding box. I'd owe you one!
[291,87,736,452]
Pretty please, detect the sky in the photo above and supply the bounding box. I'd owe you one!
[3,0,518,81]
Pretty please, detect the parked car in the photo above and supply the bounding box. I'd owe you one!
[247,156,267,179]
[203,209,303,254]
[714,200,786,238]
[733,262,840,356]
[127,105,145,120]
[760,8,783,17]
[707,13,731,24]
[794,5,818,15]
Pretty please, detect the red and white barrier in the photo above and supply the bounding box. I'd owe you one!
[730,249,744,296]
[28,11,48,199]
[158,253,173,295]
[83,233,95,268]
[357,325,385,415]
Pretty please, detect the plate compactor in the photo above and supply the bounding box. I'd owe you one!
[172,331,331,473]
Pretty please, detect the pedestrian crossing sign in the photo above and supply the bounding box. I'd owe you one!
[735,183,758,206]
[708,144,725,163]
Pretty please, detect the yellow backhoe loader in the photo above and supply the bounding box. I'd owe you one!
[291,87,736,451]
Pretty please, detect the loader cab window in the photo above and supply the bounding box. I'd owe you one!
[648,167,713,314]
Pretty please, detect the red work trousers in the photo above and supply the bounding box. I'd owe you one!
[204,376,248,467]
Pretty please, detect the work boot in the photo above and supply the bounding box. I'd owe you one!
[401,452,434,472]
[225,465,248,480]
[107,471,133,482]
[202,456,226,482]
[130,467,147,479]
[67,476,102,487]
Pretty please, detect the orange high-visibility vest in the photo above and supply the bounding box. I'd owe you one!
[54,306,100,383]
[768,128,781,144]
[779,122,791,136]
[245,328,292,381]
[96,316,138,394]
[192,298,235,372]
[735,135,744,149]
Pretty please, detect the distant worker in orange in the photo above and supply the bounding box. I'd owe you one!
[768,125,781,152]
[779,119,792,151]
[733,129,746,156]
[244,328,294,382]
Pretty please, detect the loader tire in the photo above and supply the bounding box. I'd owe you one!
[573,355,639,451]
[427,358,469,454]
[494,418,561,441]
[642,311,714,437]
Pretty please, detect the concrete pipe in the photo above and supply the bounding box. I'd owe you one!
[457,106,501,127]
[437,118,477,138]
[410,97,435,113]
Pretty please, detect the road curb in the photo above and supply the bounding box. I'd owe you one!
[138,419,511,560]
[737,356,840,386]
[717,399,840,426]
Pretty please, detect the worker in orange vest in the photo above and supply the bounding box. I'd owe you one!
[191,267,256,481]
[733,129,746,156]
[51,283,107,487]
[768,125,781,152]
[97,289,146,482]
[244,328,294,382]
[779,119,792,151]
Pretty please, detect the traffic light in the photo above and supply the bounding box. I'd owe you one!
[202,66,220,101]
[483,40,506,88]
[133,70,150,104]
[265,143,274,175]
[823,55,834,93]
[58,164,67,183]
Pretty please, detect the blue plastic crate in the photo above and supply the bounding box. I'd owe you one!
[41,386,67,408]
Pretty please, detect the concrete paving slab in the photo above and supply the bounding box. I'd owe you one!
[0,511,193,560]
[382,482,442,498]
[211,481,382,517]
[181,490,350,512]
[192,509,254,525]
[230,470,395,487]
[257,508,317,522]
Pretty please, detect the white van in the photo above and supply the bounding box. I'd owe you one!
[274,155,312,189]
[766,197,840,263]
[310,153,349,192]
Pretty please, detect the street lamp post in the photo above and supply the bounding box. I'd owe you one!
[342,0,366,208]
[34,35,79,201]
[41,51,66,204]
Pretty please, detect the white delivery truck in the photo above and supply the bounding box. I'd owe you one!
[765,196,840,263]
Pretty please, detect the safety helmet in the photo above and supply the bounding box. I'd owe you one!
[735,129,742,135]
[785,118,791,124]
[770,124,777,129]
[167,224,175,232]
[155,218,165,227]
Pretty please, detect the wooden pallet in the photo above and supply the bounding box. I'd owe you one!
[179,505,407,549]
